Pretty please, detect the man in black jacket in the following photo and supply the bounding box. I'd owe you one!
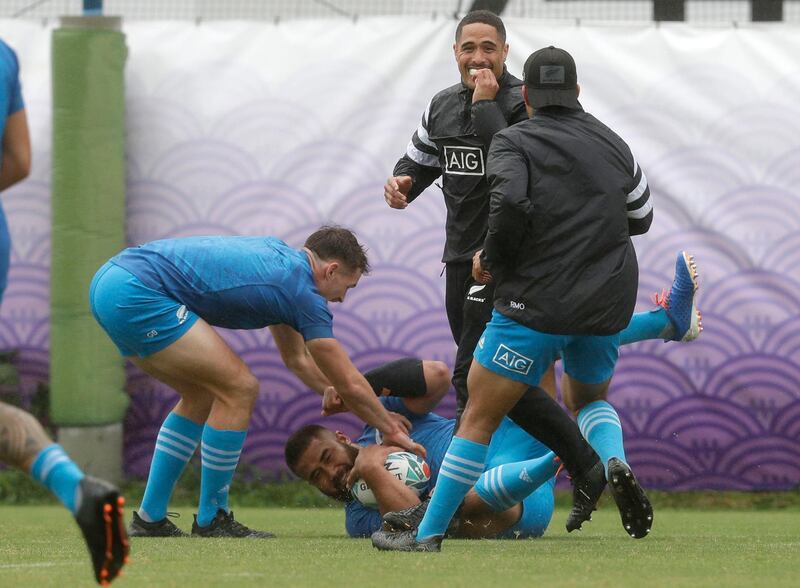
[382,11,609,533]
[374,46,663,552]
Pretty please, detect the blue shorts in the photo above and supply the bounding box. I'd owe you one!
[474,310,619,386]
[486,416,551,466]
[89,262,199,357]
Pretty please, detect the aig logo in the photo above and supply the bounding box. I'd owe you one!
[444,146,485,176]
[492,344,533,376]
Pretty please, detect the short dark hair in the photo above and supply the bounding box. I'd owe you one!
[284,424,329,476]
[304,225,370,274]
[455,10,506,43]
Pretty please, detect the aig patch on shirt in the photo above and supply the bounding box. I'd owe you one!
[443,145,485,176]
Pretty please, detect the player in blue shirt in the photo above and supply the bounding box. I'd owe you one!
[90,226,424,538]
[0,38,31,304]
[1,39,128,585]
[285,358,559,539]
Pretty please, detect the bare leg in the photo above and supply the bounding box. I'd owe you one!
[130,319,267,534]
[131,319,259,430]
[0,401,51,471]
[561,375,611,415]
[0,401,130,581]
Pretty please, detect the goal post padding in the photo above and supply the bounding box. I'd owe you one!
[50,22,129,425]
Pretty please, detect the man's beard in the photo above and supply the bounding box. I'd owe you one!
[330,444,360,502]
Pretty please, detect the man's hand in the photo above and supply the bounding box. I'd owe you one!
[472,249,493,284]
[321,386,347,416]
[346,444,398,488]
[382,429,427,460]
[384,175,412,209]
[387,411,412,435]
[472,69,499,103]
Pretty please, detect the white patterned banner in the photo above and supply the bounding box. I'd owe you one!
[1,18,798,488]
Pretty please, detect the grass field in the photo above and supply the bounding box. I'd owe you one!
[0,505,798,587]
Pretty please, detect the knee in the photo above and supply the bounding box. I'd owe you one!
[426,361,451,396]
[217,371,260,412]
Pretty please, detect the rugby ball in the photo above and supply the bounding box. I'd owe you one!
[350,451,431,507]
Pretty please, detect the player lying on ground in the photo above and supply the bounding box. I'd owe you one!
[0,401,128,585]
[288,261,702,539]
[286,358,560,539]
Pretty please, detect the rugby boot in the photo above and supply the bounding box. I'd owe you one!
[191,509,275,538]
[74,476,130,585]
[371,529,442,552]
[382,497,430,532]
[128,510,188,537]
[607,458,653,539]
[655,251,702,342]
[565,460,606,532]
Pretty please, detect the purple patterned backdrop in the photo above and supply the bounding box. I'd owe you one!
[0,20,798,489]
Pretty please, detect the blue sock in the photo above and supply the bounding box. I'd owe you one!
[29,444,85,515]
[197,425,246,527]
[619,309,670,345]
[577,401,627,477]
[139,412,203,522]
[474,452,559,512]
[416,436,487,541]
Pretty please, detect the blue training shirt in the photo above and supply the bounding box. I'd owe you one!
[0,39,25,172]
[111,236,333,340]
[345,397,453,538]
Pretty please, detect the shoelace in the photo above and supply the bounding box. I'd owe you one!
[652,288,669,309]
[553,456,566,479]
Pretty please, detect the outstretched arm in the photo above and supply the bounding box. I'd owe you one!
[306,338,426,458]
[269,324,332,395]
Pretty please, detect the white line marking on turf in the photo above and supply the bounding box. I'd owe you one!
[0,561,59,569]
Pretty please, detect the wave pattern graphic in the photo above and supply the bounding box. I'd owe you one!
[2,21,799,489]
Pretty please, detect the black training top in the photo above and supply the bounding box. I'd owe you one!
[393,69,527,264]
[482,106,653,335]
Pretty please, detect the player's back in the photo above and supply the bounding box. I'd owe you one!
[111,236,329,331]
[489,108,641,335]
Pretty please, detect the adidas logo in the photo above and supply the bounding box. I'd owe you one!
[519,468,533,483]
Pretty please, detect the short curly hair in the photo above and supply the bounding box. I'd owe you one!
[284,424,330,476]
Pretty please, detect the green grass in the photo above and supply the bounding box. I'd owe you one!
[1,506,798,588]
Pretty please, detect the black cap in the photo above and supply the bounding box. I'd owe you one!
[523,46,579,109]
